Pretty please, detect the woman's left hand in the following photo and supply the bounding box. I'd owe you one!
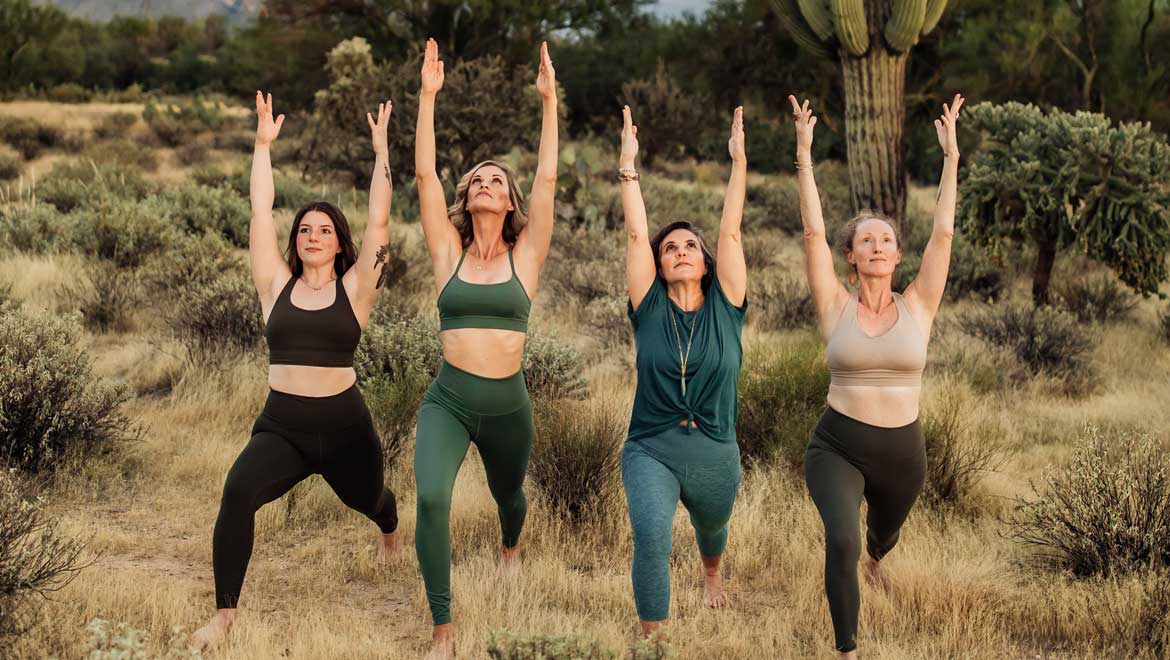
[935,93,964,157]
[367,100,392,157]
[536,41,556,102]
[728,106,745,163]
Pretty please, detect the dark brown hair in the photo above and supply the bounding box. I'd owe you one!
[836,210,901,286]
[286,201,358,278]
[447,160,529,248]
[649,221,716,292]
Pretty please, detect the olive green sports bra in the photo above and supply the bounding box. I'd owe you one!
[437,248,530,333]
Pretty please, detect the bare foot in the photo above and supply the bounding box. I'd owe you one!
[425,623,455,660]
[863,555,891,593]
[376,529,401,562]
[839,651,859,660]
[189,608,235,652]
[498,545,522,575]
[639,619,667,638]
[703,571,730,608]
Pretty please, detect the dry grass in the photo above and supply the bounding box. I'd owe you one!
[4,101,1170,659]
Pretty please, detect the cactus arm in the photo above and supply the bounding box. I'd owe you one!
[797,0,836,42]
[831,0,870,56]
[885,0,927,51]
[922,0,948,35]
[770,0,835,59]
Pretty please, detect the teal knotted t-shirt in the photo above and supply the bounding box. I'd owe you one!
[626,276,747,444]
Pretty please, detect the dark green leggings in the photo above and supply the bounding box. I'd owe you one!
[621,426,742,622]
[804,406,926,653]
[413,360,534,625]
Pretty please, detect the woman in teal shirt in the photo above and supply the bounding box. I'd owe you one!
[618,105,748,635]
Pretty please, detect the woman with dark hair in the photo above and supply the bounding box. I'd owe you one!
[191,92,400,650]
[411,39,558,658]
[789,93,963,659]
[618,104,748,635]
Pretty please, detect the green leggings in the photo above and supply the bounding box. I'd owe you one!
[621,426,741,622]
[414,360,534,625]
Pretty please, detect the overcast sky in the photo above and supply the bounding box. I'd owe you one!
[652,0,716,19]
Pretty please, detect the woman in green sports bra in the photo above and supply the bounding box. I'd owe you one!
[618,104,749,636]
[411,38,558,659]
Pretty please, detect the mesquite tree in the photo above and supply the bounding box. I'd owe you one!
[959,101,1170,305]
[770,0,949,230]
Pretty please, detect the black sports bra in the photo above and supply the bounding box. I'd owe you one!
[264,276,361,368]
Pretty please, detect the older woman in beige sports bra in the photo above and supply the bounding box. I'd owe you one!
[789,93,964,659]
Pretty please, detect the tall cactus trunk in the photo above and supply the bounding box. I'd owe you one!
[841,46,908,232]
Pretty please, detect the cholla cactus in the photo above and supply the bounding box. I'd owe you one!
[770,0,950,228]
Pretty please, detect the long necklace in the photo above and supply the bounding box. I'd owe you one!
[668,306,698,397]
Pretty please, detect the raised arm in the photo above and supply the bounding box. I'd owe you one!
[249,91,292,312]
[905,93,964,331]
[620,105,656,310]
[515,42,557,279]
[716,106,747,307]
[344,100,394,320]
[789,95,849,340]
[415,38,461,291]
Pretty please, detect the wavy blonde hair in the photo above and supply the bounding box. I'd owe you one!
[447,160,529,247]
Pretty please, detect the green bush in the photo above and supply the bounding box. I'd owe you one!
[486,629,615,660]
[531,397,625,525]
[167,271,263,361]
[0,118,61,160]
[1006,426,1170,576]
[0,471,85,642]
[92,113,138,140]
[46,82,90,103]
[892,249,922,293]
[37,160,150,213]
[71,197,178,268]
[355,311,443,383]
[736,334,830,466]
[82,618,198,660]
[548,228,624,304]
[0,304,134,473]
[945,240,1006,302]
[958,303,1096,382]
[753,270,815,332]
[212,130,256,153]
[0,146,21,180]
[175,141,210,166]
[1055,275,1138,323]
[523,334,588,401]
[82,139,159,172]
[140,232,243,294]
[582,294,629,349]
[0,202,77,254]
[361,372,429,470]
[153,183,249,246]
[620,60,713,166]
[744,179,801,234]
[143,97,225,147]
[920,381,998,510]
[65,262,140,333]
[638,177,722,232]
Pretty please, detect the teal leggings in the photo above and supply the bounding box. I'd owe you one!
[414,360,534,625]
[621,426,742,621]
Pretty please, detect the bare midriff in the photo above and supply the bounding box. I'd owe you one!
[827,384,921,429]
[440,327,526,377]
[268,365,357,397]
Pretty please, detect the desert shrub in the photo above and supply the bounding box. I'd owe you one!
[920,381,999,510]
[0,471,86,641]
[1055,275,1138,323]
[619,60,712,166]
[740,233,777,270]
[82,618,198,659]
[523,334,588,401]
[141,232,243,294]
[361,372,428,469]
[1006,426,1170,576]
[175,141,210,166]
[530,396,625,525]
[1161,307,1170,343]
[486,629,614,660]
[736,334,830,466]
[945,240,1007,302]
[638,177,722,232]
[355,312,443,383]
[0,146,21,180]
[143,97,225,147]
[582,294,629,349]
[0,282,11,307]
[64,262,140,333]
[0,202,77,254]
[190,164,229,187]
[549,228,624,303]
[60,130,88,152]
[958,303,1095,382]
[891,249,922,293]
[71,197,178,268]
[37,160,150,213]
[153,183,249,246]
[219,169,315,211]
[46,82,90,103]
[93,112,138,140]
[82,139,159,172]
[752,270,815,332]
[629,632,676,660]
[744,179,801,233]
[0,304,134,472]
[212,130,256,153]
[166,271,263,361]
[0,118,61,160]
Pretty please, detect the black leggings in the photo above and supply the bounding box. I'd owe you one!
[212,384,398,609]
[804,406,926,653]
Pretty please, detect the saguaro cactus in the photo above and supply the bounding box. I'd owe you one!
[772,0,948,229]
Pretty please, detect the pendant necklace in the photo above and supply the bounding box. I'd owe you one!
[668,305,698,397]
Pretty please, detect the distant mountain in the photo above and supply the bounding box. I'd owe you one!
[36,0,262,22]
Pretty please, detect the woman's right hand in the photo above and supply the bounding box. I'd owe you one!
[421,38,445,95]
[787,95,816,155]
[620,105,639,169]
[254,91,284,146]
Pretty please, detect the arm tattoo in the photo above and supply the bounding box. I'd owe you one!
[383,163,392,185]
[374,245,389,289]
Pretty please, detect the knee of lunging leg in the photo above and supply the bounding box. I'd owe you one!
[825,531,862,566]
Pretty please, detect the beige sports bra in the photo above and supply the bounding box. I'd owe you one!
[825,293,927,387]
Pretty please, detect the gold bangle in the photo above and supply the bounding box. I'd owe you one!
[794,160,814,170]
[617,168,640,182]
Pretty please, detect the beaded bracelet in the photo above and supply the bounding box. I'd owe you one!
[617,168,640,182]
